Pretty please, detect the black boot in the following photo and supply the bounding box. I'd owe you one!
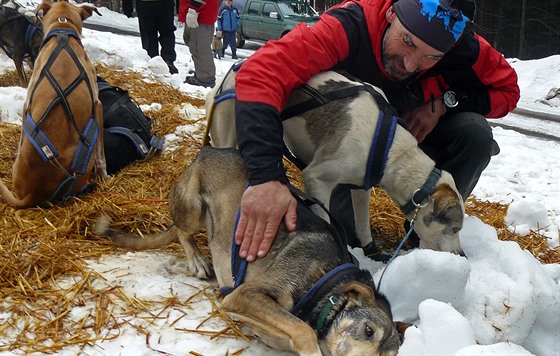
[362,241,391,262]
[165,60,178,74]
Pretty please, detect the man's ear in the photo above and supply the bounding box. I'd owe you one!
[386,6,396,23]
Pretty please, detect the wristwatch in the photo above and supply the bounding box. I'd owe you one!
[443,91,459,109]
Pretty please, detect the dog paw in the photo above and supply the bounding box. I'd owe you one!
[186,254,213,279]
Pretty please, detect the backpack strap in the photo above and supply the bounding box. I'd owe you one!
[106,127,149,159]
[106,127,164,159]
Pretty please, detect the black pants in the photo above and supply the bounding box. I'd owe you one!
[332,112,499,246]
[122,0,133,17]
[419,112,499,201]
[136,0,176,63]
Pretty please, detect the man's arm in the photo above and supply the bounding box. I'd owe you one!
[234,14,351,260]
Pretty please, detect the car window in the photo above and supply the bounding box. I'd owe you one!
[262,3,278,17]
[247,1,261,15]
[277,1,319,17]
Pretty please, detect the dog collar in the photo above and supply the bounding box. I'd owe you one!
[292,264,361,324]
[315,295,348,337]
[401,167,442,216]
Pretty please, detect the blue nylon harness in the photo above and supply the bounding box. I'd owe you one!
[24,27,100,204]
[279,79,404,189]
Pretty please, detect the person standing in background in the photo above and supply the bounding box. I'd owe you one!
[122,0,133,17]
[135,0,178,74]
[217,0,240,59]
[179,0,219,88]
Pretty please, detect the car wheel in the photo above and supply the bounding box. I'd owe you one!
[236,31,245,49]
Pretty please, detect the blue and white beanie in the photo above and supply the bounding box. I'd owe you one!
[393,0,470,53]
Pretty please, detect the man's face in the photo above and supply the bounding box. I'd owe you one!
[226,0,232,7]
[382,7,445,81]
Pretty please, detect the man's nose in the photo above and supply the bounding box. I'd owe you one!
[403,54,420,73]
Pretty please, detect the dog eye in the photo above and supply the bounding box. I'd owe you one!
[365,325,374,338]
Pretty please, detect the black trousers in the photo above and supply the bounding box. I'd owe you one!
[331,112,499,247]
[122,0,133,17]
[136,0,177,63]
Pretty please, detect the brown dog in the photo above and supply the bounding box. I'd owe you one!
[0,1,106,208]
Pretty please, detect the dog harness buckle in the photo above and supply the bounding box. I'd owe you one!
[41,145,55,160]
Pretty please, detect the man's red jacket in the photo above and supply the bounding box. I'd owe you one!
[235,0,520,186]
[179,0,218,25]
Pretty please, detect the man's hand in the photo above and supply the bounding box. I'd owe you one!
[235,181,298,262]
[186,9,199,28]
[401,97,447,142]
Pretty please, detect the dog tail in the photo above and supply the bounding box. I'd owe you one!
[94,213,179,250]
[0,179,32,208]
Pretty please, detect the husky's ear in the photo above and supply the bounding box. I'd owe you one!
[432,183,462,217]
[428,183,464,236]
[340,281,374,307]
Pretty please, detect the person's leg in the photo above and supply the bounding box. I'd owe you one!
[157,0,177,64]
[230,30,237,58]
[123,0,133,17]
[187,26,199,71]
[154,0,177,73]
[191,24,216,86]
[329,185,389,261]
[222,31,231,55]
[419,112,499,201]
[137,7,159,57]
[183,24,191,47]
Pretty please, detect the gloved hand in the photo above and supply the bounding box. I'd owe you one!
[186,8,199,28]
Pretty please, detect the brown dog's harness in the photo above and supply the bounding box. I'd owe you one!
[23,27,100,204]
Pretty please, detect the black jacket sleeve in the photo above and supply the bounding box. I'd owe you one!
[235,100,289,186]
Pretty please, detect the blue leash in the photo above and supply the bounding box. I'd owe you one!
[377,206,423,291]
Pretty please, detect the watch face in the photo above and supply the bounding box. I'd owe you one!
[444,91,458,108]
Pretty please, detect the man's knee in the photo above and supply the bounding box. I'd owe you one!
[447,112,499,157]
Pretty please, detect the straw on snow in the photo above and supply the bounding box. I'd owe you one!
[0,65,557,353]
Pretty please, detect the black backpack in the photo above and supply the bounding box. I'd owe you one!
[97,76,164,175]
